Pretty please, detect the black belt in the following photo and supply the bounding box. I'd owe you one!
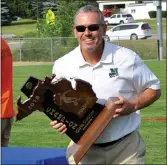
[93,132,133,148]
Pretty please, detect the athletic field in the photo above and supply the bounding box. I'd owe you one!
[10,60,166,164]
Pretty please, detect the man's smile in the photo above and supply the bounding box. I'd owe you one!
[83,39,95,44]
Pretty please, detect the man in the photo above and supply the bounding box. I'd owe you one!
[1,38,16,146]
[50,5,161,164]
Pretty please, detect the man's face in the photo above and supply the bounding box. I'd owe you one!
[73,12,107,53]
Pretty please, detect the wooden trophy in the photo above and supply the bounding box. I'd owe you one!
[16,75,120,164]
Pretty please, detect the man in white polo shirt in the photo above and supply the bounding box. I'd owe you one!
[50,5,161,164]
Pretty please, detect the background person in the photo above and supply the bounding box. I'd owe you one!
[1,38,16,147]
[50,5,161,164]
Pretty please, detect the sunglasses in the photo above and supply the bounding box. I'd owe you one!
[75,24,102,32]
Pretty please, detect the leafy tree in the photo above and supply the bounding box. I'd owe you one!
[1,0,12,25]
[29,0,57,19]
[42,0,57,14]
[29,0,43,19]
[7,0,56,19]
[7,0,31,18]
[37,0,95,38]
[6,0,97,20]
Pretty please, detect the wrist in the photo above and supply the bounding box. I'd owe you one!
[129,99,139,112]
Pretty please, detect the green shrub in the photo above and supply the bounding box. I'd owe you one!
[13,38,166,62]
[162,11,167,18]
[148,11,156,18]
[12,49,21,61]
[16,38,78,62]
[23,32,38,38]
[21,39,51,61]
[149,10,167,18]
[52,38,78,60]
[31,16,37,20]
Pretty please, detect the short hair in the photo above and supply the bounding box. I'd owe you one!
[74,5,105,25]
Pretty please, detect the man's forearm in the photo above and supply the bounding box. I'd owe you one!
[130,88,161,111]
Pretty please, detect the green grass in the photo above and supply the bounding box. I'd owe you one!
[113,39,167,60]
[1,19,37,37]
[139,61,166,164]
[11,64,71,148]
[2,19,166,37]
[136,19,166,34]
[9,60,166,164]
[11,19,37,25]
[107,19,166,34]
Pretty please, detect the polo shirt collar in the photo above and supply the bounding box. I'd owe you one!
[75,40,114,67]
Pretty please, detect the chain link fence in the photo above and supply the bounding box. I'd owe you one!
[6,36,166,62]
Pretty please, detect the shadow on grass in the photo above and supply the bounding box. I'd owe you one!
[11,21,37,26]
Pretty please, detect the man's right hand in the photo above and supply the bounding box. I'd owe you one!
[50,120,67,134]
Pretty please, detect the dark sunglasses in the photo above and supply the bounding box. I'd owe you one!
[75,24,102,32]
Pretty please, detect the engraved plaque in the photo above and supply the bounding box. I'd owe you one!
[17,76,104,143]
[17,75,120,164]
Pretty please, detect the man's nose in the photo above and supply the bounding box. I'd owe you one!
[84,27,92,35]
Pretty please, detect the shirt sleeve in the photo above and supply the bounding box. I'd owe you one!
[52,61,57,75]
[51,61,60,82]
[52,60,65,82]
[133,54,160,93]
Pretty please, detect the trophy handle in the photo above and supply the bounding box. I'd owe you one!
[67,97,120,164]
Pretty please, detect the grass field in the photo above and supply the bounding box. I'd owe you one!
[1,19,37,37]
[1,18,166,37]
[9,60,166,164]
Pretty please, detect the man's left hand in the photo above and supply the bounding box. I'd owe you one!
[113,96,136,118]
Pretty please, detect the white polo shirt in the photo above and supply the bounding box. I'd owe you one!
[52,41,160,143]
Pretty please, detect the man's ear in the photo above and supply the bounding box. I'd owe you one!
[103,24,107,35]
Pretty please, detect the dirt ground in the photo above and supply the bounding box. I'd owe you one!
[13,61,54,66]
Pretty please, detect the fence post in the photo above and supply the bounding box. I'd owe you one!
[19,38,22,61]
[50,38,53,62]
[118,36,120,46]
[157,39,160,60]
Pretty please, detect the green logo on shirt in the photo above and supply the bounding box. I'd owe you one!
[109,68,118,78]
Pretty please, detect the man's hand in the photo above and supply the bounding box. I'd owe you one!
[113,88,161,118]
[113,96,136,118]
[50,120,67,134]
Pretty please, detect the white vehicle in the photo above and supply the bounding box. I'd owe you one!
[105,22,152,41]
[104,14,134,25]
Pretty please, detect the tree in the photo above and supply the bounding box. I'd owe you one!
[30,0,44,19]
[7,0,31,18]
[37,0,95,38]
[42,0,57,15]
[1,0,12,25]
[29,0,57,19]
